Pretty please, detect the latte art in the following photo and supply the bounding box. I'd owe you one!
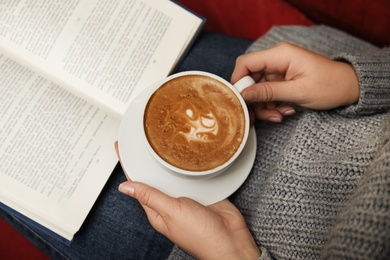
[178,105,218,143]
[144,75,246,172]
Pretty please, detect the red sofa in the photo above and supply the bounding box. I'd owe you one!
[1,0,388,259]
[177,0,389,47]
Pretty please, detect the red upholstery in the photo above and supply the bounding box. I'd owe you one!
[286,0,390,47]
[2,0,388,259]
[178,0,313,40]
[0,218,49,259]
[178,0,390,47]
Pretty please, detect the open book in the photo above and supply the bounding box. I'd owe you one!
[0,0,204,241]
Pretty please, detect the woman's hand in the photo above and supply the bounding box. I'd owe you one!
[231,42,359,123]
[115,142,260,259]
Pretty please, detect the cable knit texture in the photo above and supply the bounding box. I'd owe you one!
[168,25,390,260]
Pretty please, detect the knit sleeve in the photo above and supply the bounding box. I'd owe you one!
[333,48,390,117]
[259,247,273,260]
[321,118,390,259]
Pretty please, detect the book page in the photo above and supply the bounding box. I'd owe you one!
[0,53,120,240]
[0,0,204,115]
[0,0,203,240]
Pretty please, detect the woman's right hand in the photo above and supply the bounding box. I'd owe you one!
[231,42,360,123]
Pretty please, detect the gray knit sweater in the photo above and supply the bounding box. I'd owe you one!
[169,25,390,259]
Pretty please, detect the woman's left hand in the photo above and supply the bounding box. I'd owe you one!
[115,142,260,259]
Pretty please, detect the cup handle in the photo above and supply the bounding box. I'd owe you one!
[233,75,256,92]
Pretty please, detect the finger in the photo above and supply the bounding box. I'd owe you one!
[265,101,277,109]
[251,102,296,122]
[140,203,168,234]
[253,106,283,122]
[119,181,169,234]
[114,141,120,159]
[231,43,294,84]
[248,108,256,125]
[263,71,286,82]
[120,181,176,216]
[276,104,296,116]
[240,80,300,104]
[114,141,131,180]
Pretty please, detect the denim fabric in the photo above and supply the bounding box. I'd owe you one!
[174,31,252,81]
[0,31,252,260]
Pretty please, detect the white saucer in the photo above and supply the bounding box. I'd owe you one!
[118,84,257,206]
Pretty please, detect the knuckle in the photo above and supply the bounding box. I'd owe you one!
[276,41,288,47]
[136,188,152,206]
[275,41,295,53]
[262,82,274,102]
[235,54,245,65]
[276,41,292,49]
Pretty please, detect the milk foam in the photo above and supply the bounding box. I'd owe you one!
[172,105,218,142]
[144,75,245,172]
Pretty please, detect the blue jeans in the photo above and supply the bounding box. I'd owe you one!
[0,31,252,259]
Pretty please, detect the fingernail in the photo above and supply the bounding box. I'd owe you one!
[283,109,295,116]
[119,183,134,196]
[269,117,282,123]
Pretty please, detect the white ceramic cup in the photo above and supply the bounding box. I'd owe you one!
[143,71,255,179]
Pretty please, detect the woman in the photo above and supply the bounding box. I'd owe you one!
[2,25,390,259]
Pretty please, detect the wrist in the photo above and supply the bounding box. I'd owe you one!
[335,61,360,107]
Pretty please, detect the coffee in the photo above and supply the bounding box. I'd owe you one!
[144,74,246,172]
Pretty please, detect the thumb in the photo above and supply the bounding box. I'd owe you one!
[119,181,173,214]
[241,80,298,103]
[119,181,177,235]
